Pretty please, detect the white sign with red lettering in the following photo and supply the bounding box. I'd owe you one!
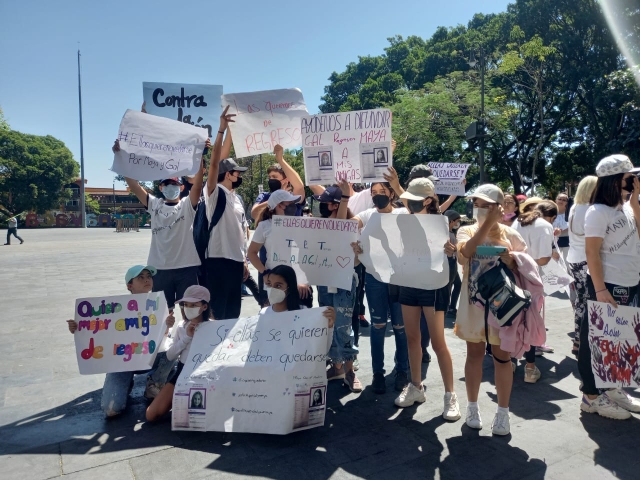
[222,89,308,158]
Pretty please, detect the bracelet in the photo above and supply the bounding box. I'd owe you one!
[595,288,608,294]
[341,195,351,199]
[218,130,224,135]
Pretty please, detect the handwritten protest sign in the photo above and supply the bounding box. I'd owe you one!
[268,215,359,290]
[301,108,392,184]
[587,301,640,388]
[73,293,168,374]
[427,162,470,196]
[359,213,449,290]
[540,258,573,295]
[143,82,223,138]
[111,109,208,181]
[172,308,329,434]
[221,89,308,158]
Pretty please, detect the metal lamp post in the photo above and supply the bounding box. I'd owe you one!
[468,47,486,184]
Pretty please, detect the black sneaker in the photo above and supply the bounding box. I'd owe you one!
[394,370,409,392]
[372,372,386,394]
[359,315,370,328]
[422,349,431,363]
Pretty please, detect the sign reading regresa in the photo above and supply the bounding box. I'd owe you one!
[111,109,208,181]
[359,213,450,290]
[301,108,392,184]
[171,309,330,435]
[268,215,359,290]
[73,293,168,374]
[587,301,640,389]
[143,82,223,138]
[221,89,308,158]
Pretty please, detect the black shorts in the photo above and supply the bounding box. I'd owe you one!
[398,285,449,311]
[167,362,185,385]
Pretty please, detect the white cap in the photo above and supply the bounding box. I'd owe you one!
[468,184,504,205]
[267,189,301,210]
[596,154,634,177]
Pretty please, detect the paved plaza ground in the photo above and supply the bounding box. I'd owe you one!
[1,228,639,479]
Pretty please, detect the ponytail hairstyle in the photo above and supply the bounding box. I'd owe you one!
[256,205,275,226]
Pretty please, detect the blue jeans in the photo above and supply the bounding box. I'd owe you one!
[365,273,408,375]
[318,276,359,363]
[100,352,175,416]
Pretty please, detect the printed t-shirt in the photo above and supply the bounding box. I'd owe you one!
[146,195,201,270]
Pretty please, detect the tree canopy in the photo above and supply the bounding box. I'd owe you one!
[0,129,79,214]
[319,0,640,194]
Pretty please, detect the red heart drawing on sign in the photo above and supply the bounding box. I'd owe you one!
[336,256,351,268]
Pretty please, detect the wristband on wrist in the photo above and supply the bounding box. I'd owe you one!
[595,288,607,294]
[341,195,351,199]
[218,130,224,135]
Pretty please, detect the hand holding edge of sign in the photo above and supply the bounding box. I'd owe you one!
[383,166,404,197]
[206,106,236,193]
[323,307,336,328]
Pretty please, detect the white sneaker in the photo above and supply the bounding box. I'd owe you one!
[465,405,483,429]
[580,394,631,419]
[491,410,510,435]
[394,383,426,407]
[605,389,640,413]
[524,366,541,383]
[443,392,461,421]
[535,344,554,356]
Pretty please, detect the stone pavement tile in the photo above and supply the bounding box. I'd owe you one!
[521,452,625,480]
[1,443,61,480]
[59,421,183,474]
[56,459,134,480]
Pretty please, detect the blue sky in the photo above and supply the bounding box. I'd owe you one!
[0,0,511,188]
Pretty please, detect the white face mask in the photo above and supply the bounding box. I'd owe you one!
[183,306,202,320]
[162,184,181,200]
[266,287,287,305]
[473,207,489,226]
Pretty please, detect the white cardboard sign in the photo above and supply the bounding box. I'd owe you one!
[359,213,450,290]
[221,88,308,158]
[267,216,359,290]
[301,108,392,184]
[111,109,208,181]
[143,82,223,138]
[426,162,470,196]
[73,293,168,374]
[171,309,330,435]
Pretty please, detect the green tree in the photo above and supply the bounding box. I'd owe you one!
[0,129,79,214]
[84,192,101,214]
[0,107,9,131]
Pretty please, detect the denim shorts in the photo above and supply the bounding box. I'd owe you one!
[167,362,185,385]
[398,285,449,311]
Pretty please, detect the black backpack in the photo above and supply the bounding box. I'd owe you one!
[473,260,531,345]
[193,188,226,284]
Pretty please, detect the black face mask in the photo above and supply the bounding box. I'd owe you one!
[284,203,298,216]
[319,203,333,218]
[407,200,426,214]
[624,176,635,192]
[231,176,243,189]
[372,195,390,209]
[268,179,282,192]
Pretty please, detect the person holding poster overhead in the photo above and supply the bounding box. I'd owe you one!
[312,181,363,392]
[66,265,176,415]
[390,178,460,420]
[203,106,250,320]
[352,171,410,394]
[455,184,527,435]
[579,155,640,420]
[111,135,208,312]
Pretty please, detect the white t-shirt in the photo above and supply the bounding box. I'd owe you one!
[252,219,274,269]
[204,183,246,262]
[514,217,554,261]
[567,204,589,264]
[356,207,408,228]
[146,195,201,270]
[8,217,17,228]
[348,189,373,215]
[553,215,568,233]
[585,203,640,286]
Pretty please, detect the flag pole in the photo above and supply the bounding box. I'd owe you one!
[77,49,87,227]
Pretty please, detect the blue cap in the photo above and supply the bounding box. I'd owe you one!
[313,186,342,203]
[125,265,157,284]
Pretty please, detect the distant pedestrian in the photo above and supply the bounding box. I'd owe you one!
[5,215,24,245]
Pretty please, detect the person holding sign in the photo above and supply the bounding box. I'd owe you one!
[248,190,313,307]
[579,155,640,420]
[67,265,176,416]
[146,285,211,422]
[352,170,410,394]
[204,106,251,320]
[112,136,208,311]
[391,178,460,420]
[455,184,527,435]
[312,181,362,392]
